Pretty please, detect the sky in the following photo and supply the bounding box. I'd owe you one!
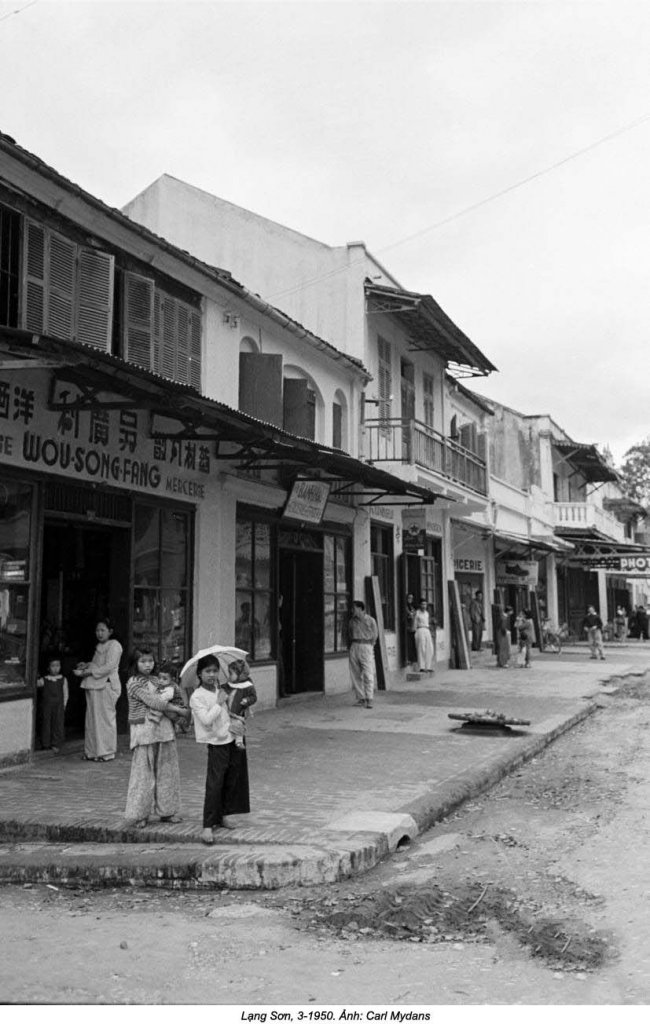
[1,0,649,464]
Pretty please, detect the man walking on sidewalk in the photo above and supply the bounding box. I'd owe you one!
[348,600,379,708]
[469,590,485,652]
[583,605,605,661]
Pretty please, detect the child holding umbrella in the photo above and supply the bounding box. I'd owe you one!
[181,647,251,845]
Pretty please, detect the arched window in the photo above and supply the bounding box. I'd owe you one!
[281,367,324,442]
[239,335,258,354]
[332,388,348,450]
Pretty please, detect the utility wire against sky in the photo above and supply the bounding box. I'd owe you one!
[0,0,38,25]
[265,111,650,304]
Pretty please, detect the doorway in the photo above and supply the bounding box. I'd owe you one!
[39,520,131,740]
[279,548,324,695]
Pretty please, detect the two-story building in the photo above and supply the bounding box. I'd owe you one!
[467,397,648,641]
[0,131,440,766]
[123,176,498,666]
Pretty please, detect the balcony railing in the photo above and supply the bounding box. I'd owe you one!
[553,502,626,542]
[364,417,487,496]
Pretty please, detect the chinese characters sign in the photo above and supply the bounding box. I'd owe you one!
[282,479,330,525]
[0,371,210,500]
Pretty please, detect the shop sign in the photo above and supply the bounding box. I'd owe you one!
[402,507,443,547]
[620,555,650,574]
[0,371,210,500]
[282,479,330,525]
[496,560,538,587]
[454,558,484,573]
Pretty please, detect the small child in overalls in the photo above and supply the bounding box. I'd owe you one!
[37,655,68,751]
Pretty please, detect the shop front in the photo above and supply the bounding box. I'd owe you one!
[451,520,489,646]
[234,497,353,699]
[0,360,210,766]
[400,506,445,665]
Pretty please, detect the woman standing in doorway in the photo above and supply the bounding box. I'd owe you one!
[405,593,417,668]
[74,618,123,762]
[414,599,435,672]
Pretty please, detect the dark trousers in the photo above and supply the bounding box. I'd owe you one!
[202,741,250,828]
[41,698,65,748]
[471,622,483,651]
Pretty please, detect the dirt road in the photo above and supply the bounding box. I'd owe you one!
[1,675,649,1005]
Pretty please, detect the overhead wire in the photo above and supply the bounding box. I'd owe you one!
[0,0,38,25]
[264,110,650,304]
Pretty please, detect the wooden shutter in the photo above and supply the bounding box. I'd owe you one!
[188,309,202,390]
[176,301,189,385]
[377,336,392,423]
[283,378,310,436]
[122,272,155,369]
[477,431,487,462]
[332,401,342,449]
[22,220,46,332]
[76,248,114,350]
[239,353,283,426]
[160,293,177,381]
[47,231,76,339]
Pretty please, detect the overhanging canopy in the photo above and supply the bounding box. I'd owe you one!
[0,326,437,507]
[365,281,497,378]
[553,441,619,484]
[552,527,649,565]
[602,496,647,521]
[493,529,574,557]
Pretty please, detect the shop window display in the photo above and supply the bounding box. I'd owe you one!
[0,480,33,690]
[235,517,273,661]
[132,504,191,667]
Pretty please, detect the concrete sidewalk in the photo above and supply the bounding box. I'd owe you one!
[0,645,647,889]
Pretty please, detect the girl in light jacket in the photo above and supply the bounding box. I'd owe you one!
[189,654,250,844]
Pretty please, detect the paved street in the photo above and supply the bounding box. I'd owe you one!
[1,651,649,1005]
[0,645,645,891]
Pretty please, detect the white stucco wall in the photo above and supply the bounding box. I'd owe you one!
[124,176,373,361]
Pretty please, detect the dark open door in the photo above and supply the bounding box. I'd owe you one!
[279,549,323,694]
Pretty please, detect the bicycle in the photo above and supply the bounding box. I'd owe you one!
[542,620,567,654]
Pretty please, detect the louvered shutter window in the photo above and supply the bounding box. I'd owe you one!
[377,336,392,433]
[123,272,155,369]
[153,291,202,390]
[48,232,76,339]
[160,293,177,380]
[77,248,114,351]
[176,301,189,385]
[23,220,46,333]
[188,309,202,390]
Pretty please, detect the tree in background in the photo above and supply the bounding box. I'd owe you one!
[619,437,650,506]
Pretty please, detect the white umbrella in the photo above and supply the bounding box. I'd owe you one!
[180,644,249,691]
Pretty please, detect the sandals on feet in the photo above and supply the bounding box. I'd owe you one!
[201,828,215,845]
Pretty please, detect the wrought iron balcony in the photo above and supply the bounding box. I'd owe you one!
[364,417,487,496]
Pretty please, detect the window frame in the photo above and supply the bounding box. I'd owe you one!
[370,521,396,630]
[323,531,351,654]
[235,510,276,663]
[22,219,115,351]
[131,499,194,670]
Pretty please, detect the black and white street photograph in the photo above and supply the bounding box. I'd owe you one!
[1,0,650,1014]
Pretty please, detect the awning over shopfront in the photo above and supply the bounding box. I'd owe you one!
[365,282,497,379]
[0,326,437,507]
[553,441,619,484]
[493,529,573,557]
[552,526,650,570]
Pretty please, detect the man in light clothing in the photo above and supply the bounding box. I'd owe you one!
[583,605,605,661]
[348,600,379,709]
